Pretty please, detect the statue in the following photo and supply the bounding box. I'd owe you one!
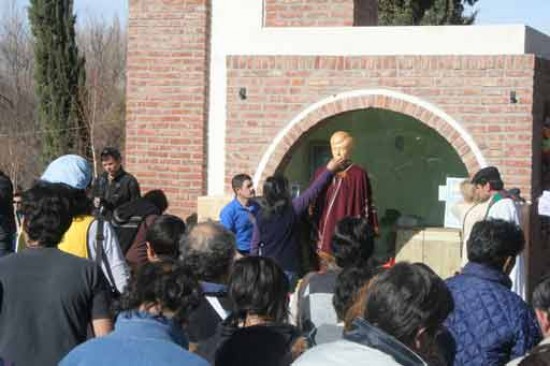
[312,131,378,256]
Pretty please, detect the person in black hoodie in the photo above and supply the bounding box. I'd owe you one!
[198,256,306,365]
[0,170,15,256]
[111,189,168,268]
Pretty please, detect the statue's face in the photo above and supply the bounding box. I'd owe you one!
[331,135,353,160]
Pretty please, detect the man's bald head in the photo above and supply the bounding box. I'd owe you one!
[330,131,354,160]
[179,221,236,283]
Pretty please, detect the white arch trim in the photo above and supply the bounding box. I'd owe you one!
[253,88,487,186]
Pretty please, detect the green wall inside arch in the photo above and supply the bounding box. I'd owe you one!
[281,108,468,255]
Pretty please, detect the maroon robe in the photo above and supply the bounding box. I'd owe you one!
[313,164,377,254]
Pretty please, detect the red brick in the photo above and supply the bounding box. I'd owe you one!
[125,0,209,218]
[264,0,377,27]
[225,55,538,203]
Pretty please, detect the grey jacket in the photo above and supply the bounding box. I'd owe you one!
[86,219,130,294]
[293,319,426,366]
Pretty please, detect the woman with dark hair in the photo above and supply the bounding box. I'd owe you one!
[229,256,290,325]
[60,262,208,366]
[198,256,306,365]
[250,157,346,286]
[294,262,454,366]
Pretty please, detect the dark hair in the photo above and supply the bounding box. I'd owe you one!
[119,261,201,322]
[143,189,169,213]
[483,179,503,191]
[215,326,293,366]
[259,175,291,219]
[146,215,186,260]
[363,262,453,348]
[232,174,252,193]
[332,217,375,268]
[100,147,121,161]
[471,167,504,191]
[467,219,524,269]
[179,221,236,282]
[229,256,289,324]
[333,266,376,321]
[533,275,550,313]
[14,185,23,196]
[21,183,73,248]
[66,186,93,217]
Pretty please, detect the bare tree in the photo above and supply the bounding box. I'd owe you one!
[0,5,127,185]
[77,16,127,175]
[0,0,41,188]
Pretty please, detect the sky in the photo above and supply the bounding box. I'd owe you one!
[2,0,128,25]
[1,0,549,35]
[473,0,550,35]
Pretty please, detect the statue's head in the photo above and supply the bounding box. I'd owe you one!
[330,131,354,160]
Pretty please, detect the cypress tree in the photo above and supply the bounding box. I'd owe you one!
[29,0,90,162]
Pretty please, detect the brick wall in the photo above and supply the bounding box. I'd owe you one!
[126,0,210,218]
[226,55,537,198]
[264,0,377,27]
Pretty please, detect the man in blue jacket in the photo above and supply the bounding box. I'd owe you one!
[220,174,258,255]
[445,219,541,365]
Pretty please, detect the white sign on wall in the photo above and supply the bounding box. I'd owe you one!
[439,177,469,229]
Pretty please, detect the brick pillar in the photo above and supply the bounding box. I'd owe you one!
[265,0,377,27]
[126,0,210,218]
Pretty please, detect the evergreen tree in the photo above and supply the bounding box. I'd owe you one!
[378,0,479,25]
[28,0,90,162]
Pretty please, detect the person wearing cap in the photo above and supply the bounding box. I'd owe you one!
[91,147,140,219]
[467,165,526,299]
[39,154,130,294]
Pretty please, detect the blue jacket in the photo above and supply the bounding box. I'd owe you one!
[444,262,541,366]
[220,198,259,252]
[60,311,208,366]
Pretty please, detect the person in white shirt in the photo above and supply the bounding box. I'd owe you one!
[470,166,526,299]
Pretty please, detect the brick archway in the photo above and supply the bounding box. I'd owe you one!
[252,89,487,186]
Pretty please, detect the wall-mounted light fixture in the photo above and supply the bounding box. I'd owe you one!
[239,87,247,100]
[510,90,518,104]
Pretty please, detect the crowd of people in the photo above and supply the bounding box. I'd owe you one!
[0,146,548,366]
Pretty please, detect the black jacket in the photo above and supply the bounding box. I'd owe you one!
[92,168,140,218]
[111,198,160,255]
[197,316,301,364]
[0,173,15,256]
